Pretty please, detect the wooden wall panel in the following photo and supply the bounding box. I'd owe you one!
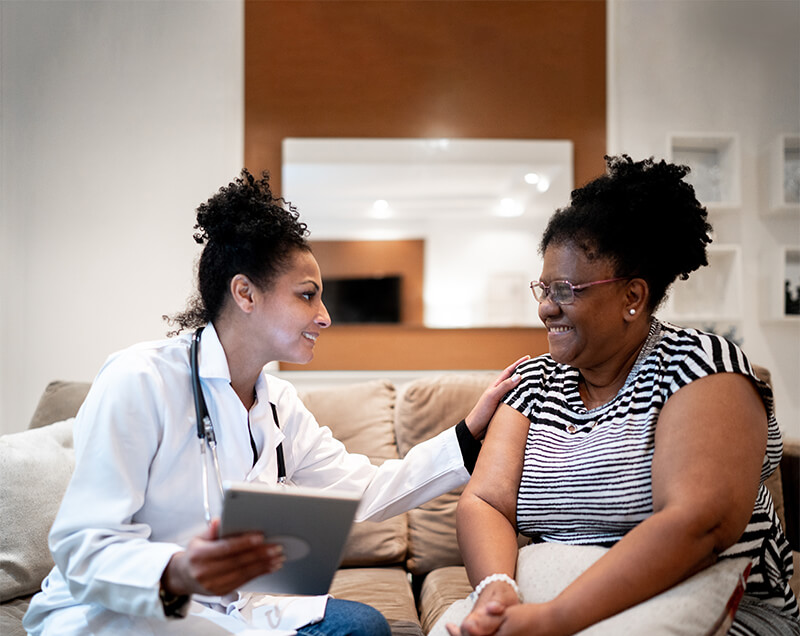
[280,325,550,371]
[245,0,605,369]
[245,0,606,191]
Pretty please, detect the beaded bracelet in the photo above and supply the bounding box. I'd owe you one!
[468,573,523,603]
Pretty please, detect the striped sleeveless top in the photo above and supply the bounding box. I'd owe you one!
[504,319,798,618]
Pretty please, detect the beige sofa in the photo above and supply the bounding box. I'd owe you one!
[1,370,798,636]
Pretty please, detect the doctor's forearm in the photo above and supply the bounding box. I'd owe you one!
[354,426,468,522]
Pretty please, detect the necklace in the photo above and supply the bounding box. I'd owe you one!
[623,318,662,390]
[579,318,662,409]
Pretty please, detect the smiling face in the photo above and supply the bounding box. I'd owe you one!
[538,242,630,370]
[251,248,331,365]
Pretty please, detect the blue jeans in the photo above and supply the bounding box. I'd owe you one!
[296,598,391,636]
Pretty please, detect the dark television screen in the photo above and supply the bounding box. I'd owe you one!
[322,276,401,324]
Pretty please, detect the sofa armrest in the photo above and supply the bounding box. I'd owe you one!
[782,440,799,551]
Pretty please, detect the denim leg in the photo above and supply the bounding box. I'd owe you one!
[296,598,391,636]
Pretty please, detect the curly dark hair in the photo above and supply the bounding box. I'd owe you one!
[540,155,713,311]
[165,169,310,334]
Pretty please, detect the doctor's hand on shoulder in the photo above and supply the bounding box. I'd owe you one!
[161,519,285,597]
[464,356,529,441]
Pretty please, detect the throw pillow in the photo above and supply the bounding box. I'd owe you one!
[28,381,90,430]
[0,419,76,602]
[429,543,751,636]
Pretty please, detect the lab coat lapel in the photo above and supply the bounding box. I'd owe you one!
[247,373,286,484]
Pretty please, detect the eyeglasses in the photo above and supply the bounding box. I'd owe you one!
[529,277,628,305]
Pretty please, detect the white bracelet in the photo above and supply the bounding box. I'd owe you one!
[468,573,523,603]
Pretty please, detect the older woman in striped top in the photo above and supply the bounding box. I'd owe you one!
[447,156,798,636]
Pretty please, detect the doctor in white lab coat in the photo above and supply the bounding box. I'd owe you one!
[23,170,525,636]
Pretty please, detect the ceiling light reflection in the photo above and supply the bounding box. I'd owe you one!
[370,199,393,219]
[495,198,524,217]
[524,172,540,184]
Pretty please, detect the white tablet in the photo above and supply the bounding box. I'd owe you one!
[219,481,361,595]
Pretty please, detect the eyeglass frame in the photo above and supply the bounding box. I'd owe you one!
[529,277,629,305]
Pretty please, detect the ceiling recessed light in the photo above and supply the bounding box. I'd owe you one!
[524,172,540,185]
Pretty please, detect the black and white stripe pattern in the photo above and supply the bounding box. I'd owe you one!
[730,596,800,635]
[504,320,798,627]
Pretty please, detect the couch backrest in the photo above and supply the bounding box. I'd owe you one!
[19,366,789,578]
[297,380,408,567]
[394,372,497,576]
[28,381,91,430]
[30,378,411,569]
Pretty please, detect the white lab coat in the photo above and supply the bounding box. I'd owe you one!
[23,324,470,635]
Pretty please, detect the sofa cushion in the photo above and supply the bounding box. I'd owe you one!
[405,491,464,577]
[394,372,496,575]
[0,419,75,602]
[393,372,496,456]
[0,595,30,636]
[418,565,473,635]
[28,381,90,430]
[298,380,408,567]
[329,566,423,636]
[299,380,399,462]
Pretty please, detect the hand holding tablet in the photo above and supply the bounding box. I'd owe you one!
[219,481,361,595]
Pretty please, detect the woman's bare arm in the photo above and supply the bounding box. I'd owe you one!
[448,404,530,635]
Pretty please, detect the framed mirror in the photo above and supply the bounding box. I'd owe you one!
[283,138,573,328]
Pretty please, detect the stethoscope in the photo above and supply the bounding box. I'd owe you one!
[191,327,286,525]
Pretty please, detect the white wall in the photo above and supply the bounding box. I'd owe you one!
[3,0,797,441]
[0,1,244,434]
[608,0,800,439]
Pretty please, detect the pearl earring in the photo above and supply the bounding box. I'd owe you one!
[629,308,636,315]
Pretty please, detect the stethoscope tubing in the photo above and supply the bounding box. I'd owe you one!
[191,327,286,525]
[192,327,224,524]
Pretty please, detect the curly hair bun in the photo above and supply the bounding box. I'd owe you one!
[194,170,307,247]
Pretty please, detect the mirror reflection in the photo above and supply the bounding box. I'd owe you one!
[282,138,574,328]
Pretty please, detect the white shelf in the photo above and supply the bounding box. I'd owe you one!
[660,245,742,322]
[667,133,741,210]
[767,134,800,213]
[773,246,800,321]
